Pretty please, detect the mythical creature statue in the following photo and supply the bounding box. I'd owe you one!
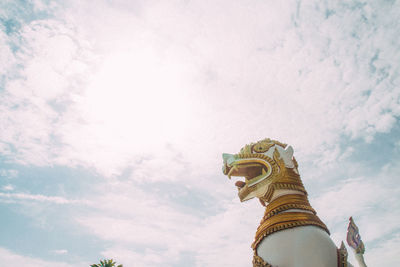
[222,138,367,267]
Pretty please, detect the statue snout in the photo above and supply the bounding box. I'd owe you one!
[222,153,235,175]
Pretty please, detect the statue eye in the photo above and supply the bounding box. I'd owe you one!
[252,142,273,153]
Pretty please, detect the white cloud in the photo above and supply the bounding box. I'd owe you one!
[0,169,18,178]
[0,31,16,78]
[312,178,382,225]
[100,247,167,267]
[52,249,68,255]
[0,247,78,267]
[365,233,400,266]
[75,180,261,266]
[0,192,86,205]
[0,0,399,176]
[0,0,399,266]
[62,0,399,175]
[0,17,95,166]
[311,160,400,266]
[77,183,199,246]
[2,184,14,191]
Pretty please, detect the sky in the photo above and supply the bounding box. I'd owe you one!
[0,0,399,266]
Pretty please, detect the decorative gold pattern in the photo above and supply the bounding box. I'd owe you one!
[261,149,307,202]
[263,194,316,220]
[223,138,308,202]
[233,148,307,202]
[252,254,273,267]
[292,156,299,169]
[239,138,287,155]
[252,141,275,153]
[222,138,339,266]
[337,242,348,267]
[347,217,365,254]
[263,182,307,202]
[252,211,330,249]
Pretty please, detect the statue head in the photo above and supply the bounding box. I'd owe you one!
[222,138,306,203]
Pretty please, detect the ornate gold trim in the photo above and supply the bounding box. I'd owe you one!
[337,242,348,267]
[253,254,273,267]
[252,142,275,153]
[230,144,307,202]
[263,194,316,220]
[262,153,307,202]
[263,183,308,202]
[239,138,287,155]
[252,212,330,250]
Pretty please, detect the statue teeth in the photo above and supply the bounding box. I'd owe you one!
[227,165,239,179]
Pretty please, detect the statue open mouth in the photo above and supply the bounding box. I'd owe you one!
[223,153,273,201]
[227,163,268,187]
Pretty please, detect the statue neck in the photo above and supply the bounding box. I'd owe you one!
[263,191,316,220]
[269,189,306,202]
[252,190,330,250]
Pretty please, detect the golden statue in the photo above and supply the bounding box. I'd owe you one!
[222,138,367,267]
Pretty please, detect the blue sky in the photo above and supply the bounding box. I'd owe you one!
[0,0,399,266]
